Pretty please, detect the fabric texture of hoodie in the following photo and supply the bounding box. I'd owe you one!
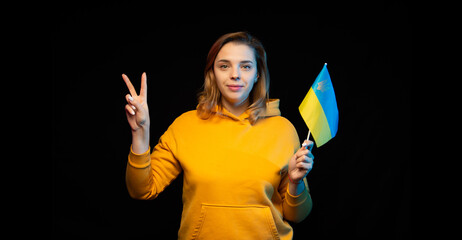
[126,99,312,240]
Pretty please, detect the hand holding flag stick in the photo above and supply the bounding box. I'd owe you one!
[288,63,336,190]
[299,63,339,149]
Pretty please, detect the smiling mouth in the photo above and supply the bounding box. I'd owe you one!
[227,85,244,91]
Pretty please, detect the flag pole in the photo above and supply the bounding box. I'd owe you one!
[309,131,314,151]
[304,130,313,151]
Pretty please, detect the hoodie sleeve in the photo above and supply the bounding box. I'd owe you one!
[281,177,313,223]
[125,126,182,200]
[279,123,313,223]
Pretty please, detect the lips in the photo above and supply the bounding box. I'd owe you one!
[227,85,244,92]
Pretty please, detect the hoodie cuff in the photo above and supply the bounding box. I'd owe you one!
[128,146,151,168]
[285,184,309,207]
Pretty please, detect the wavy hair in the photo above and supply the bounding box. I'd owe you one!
[197,32,270,125]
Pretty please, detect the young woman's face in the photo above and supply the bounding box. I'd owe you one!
[214,42,258,109]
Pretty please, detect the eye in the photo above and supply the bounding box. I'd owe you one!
[219,64,229,69]
[241,65,252,71]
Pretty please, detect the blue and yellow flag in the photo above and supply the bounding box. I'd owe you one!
[299,63,338,147]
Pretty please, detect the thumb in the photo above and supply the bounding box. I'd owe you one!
[302,140,314,151]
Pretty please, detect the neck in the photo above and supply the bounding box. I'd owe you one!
[221,98,249,117]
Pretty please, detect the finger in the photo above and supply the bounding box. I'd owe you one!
[302,140,314,151]
[297,155,311,164]
[126,93,144,110]
[125,94,134,104]
[307,151,314,160]
[297,156,314,165]
[122,73,138,97]
[296,155,307,162]
[301,149,314,160]
[296,162,311,170]
[140,72,147,99]
[125,95,138,112]
[296,149,309,158]
[125,104,135,116]
[130,98,143,112]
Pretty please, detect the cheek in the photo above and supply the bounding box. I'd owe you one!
[213,69,226,85]
[213,72,228,95]
[246,82,255,96]
[243,71,257,88]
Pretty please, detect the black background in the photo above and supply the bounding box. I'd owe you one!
[52,2,411,239]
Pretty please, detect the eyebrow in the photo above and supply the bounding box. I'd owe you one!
[216,59,254,64]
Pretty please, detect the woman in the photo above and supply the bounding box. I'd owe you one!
[123,32,314,240]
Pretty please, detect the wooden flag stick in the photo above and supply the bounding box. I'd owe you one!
[305,130,313,151]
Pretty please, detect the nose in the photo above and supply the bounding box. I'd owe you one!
[230,67,240,81]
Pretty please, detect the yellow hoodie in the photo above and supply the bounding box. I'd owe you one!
[126,99,312,240]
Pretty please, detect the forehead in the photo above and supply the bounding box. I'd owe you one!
[215,42,256,62]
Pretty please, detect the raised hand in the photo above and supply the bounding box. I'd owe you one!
[288,140,314,187]
[122,72,150,153]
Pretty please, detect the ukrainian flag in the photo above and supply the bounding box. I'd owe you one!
[299,63,338,147]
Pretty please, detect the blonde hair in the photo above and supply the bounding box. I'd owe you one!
[197,32,270,125]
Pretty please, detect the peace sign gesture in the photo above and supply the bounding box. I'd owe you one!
[122,72,150,140]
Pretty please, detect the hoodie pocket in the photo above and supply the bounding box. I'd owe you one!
[191,204,280,240]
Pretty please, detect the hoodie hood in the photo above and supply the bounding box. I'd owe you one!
[210,99,281,123]
[263,99,281,117]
